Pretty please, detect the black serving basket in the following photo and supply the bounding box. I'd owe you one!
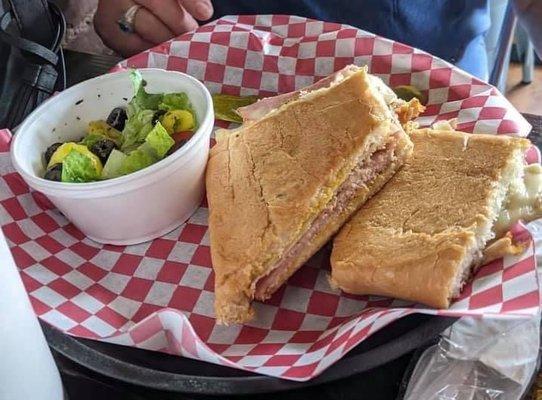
[43,314,456,396]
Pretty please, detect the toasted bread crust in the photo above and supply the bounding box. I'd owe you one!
[333,228,477,308]
[254,130,413,300]
[207,69,406,324]
[331,129,531,308]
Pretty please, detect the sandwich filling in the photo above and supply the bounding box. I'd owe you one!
[237,65,361,122]
[254,132,401,300]
[494,163,542,238]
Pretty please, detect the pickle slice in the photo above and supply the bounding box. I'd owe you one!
[393,85,427,105]
[212,94,258,123]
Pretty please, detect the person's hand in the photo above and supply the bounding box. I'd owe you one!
[94,0,213,57]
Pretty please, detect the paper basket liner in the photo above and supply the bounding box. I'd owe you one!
[1,15,539,381]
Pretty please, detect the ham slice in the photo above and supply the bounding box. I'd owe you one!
[237,65,411,124]
[237,65,360,122]
[254,134,400,300]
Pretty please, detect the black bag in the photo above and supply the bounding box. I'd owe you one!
[0,0,66,129]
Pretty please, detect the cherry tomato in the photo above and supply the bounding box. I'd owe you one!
[166,131,194,156]
[172,130,193,143]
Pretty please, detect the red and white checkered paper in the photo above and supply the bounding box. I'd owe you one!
[1,15,540,381]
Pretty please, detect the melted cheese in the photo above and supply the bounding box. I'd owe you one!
[482,232,527,264]
[431,118,458,131]
[366,74,398,106]
[494,164,542,237]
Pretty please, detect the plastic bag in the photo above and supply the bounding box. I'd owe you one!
[403,316,540,400]
[404,219,542,400]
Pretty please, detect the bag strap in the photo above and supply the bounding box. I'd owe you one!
[0,11,58,65]
[0,1,65,89]
[0,0,66,128]
[7,0,56,47]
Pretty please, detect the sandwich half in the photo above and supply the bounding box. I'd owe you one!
[330,128,531,309]
[206,66,414,324]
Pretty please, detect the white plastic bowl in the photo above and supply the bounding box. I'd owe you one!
[11,69,214,245]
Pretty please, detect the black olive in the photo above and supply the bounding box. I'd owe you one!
[90,139,117,164]
[106,107,127,131]
[44,142,63,165]
[44,164,62,181]
[152,110,166,126]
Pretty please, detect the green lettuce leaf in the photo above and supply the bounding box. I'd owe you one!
[120,143,159,175]
[104,70,196,174]
[121,109,155,152]
[61,150,101,183]
[158,93,190,111]
[128,70,163,116]
[145,122,174,158]
[101,149,127,179]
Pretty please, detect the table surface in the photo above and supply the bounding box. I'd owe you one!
[526,113,542,144]
[60,50,542,400]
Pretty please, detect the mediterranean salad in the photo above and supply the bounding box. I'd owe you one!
[43,70,197,183]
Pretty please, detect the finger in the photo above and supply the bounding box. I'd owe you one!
[94,0,155,57]
[133,6,175,44]
[115,35,155,58]
[134,0,198,35]
[178,0,214,21]
[98,24,155,58]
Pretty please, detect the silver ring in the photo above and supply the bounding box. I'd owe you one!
[117,5,142,33]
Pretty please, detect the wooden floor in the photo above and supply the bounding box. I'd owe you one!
[506,63,542,114]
